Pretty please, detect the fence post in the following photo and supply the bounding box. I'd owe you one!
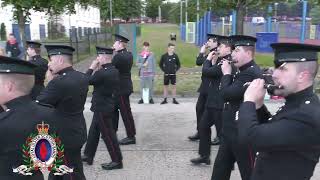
[267,5,272,32]
[95,29,98,45]
[204,12,207,41]
[132,23,137,61]
[195,21,199,46]
[69,29,73,47]
[207,11,212,34]
[87,32,91,55]
[105,27,108,46]
[208,11,212,34]
[232,10,237,35]
[300,0,307,43]
[180,23,183,40]
[74,28,79,62]
[199,17,203,45]
[201,17,205,45]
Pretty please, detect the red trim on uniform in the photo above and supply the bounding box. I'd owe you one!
[99,112,119,162]
[120,95,134,135]
[248,147,255,168]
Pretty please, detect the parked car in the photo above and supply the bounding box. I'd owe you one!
[252,17,265,24]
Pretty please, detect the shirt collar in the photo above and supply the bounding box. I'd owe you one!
[239,60,255,72]
[285,86,314,105]
[5,95,32,109]
[101,63,113,68]
[57,66,73,75]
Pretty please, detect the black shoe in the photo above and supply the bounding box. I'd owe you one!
[119,137,136,145]
[81,155,93,165]
[211,137,220,146]
[138,99,143,104]
[172,98,179,104]
[188,133,200,141]
[101,161,123,170]
[160,98,168,104]
[149,98,154,104]
[190,156,211,165]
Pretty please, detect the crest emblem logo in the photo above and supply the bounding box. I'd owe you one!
[13,122,73,176]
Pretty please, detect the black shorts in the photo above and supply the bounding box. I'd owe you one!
[164,74,176,85]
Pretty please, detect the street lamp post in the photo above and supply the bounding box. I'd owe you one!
[110,0,113,26]
[180,0,183,26]
[197,0,199,22]
[274,2,279,23]
[158,6,162,23]
[185,0,188,23]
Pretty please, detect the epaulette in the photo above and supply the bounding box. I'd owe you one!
[35,100,55,108]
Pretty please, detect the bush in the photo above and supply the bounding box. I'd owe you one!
[0,23,6,41]
[310,6,320,25]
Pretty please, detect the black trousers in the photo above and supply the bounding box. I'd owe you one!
[195,93,208,132]
[49,147,86,180]
[84,112,122,162]
[211,140,255,180]
[198,107,222,157]
[113,95,136,137]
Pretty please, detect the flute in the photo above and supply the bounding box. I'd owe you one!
[243,82,283,90]
[217,59,234,66]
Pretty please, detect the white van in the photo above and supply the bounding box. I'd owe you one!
[252,17,265,24]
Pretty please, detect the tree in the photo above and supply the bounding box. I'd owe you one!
[119,0,142,21]
[97,0,142,22]
[168,3,180,23]
[310,6,320,24]
[97,0,111,23]
[1,0,92,49]
[161,3,174,21]
[208,0,281,35]
[0,23,6,41]
[146,0,162,20]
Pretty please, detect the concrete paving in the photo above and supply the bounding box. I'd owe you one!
[81,97,320,180]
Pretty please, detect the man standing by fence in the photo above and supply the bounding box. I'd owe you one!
[159,43,181,104]
[112,34,137,145]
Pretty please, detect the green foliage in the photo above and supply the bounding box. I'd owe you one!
[0,23,6,41]
[1,0,93,53]
[160,3,173,21]
[146,0,162,19]
[1,0,87,20]
[95,0,143,21]
[310,6,320,24]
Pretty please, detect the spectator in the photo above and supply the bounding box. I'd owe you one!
[137,42,156,104]
[5,33,21,58]
[159,43,181,104]
[0,47,5,56]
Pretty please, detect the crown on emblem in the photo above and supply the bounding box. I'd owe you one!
[37,121,49,134]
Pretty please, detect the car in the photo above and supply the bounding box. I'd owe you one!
[252,17,265,25]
